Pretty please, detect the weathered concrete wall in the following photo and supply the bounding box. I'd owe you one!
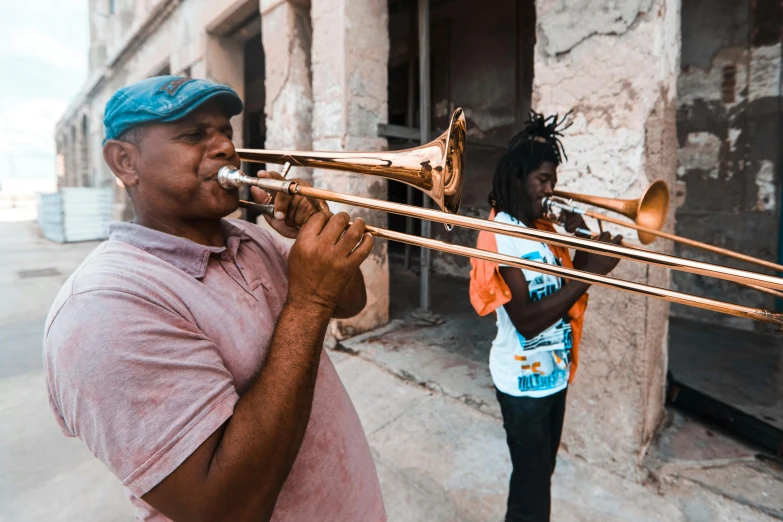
[534,0,680,480]
[675,0,782,332]
[261,0,314,180]
[311,0,390,338]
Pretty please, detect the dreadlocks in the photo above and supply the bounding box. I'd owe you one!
[489,110,572,221]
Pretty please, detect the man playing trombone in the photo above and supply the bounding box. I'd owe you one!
[471,111,622,522]
[43,76,385,521]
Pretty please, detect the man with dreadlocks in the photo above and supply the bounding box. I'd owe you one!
[469,111,622,522]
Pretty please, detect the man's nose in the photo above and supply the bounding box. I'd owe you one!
[212,133,236,158]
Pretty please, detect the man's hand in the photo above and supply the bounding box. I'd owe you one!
[250,172,371,319]
[250,170,318,239]
[581,231,623,275]
[560,210,588,234]
[287,212,373,313]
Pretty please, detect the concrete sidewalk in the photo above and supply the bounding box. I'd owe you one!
[333,349,776,522]
[337,327,782,522]
[1,219,780,521]
[0,219,129,522]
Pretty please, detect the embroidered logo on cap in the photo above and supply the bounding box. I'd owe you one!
[159,78,194,96]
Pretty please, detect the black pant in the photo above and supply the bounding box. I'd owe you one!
[495,387,568,522]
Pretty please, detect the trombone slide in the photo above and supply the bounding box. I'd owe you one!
[545,196,783,273]
[235,199,783,327]
[223,169,783,293]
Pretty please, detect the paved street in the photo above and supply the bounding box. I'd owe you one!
[1,215,780,521]
[0,214,129,522]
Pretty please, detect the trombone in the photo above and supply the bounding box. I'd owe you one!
[224,109,783,327]
[542,184,783,298]
[235,109,465,216]
[545,183,783,273]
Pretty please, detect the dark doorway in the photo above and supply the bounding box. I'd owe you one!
[385,0,535,275]
[242,24,266,224]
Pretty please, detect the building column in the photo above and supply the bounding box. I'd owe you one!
[310,0,390,339]
[79,115,91,187]
[68,126,79,187]
[533,0,681,480]
[58,135,70,188]
[261,0,314,180]
[205,35,245,150]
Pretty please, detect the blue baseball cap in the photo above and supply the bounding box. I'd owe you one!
[102,76,244,144]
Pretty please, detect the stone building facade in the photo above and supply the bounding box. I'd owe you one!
[55,0,782,480]
[675,0,783,332]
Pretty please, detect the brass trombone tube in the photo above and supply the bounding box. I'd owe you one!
[367,227,783,326]
[566,223,783,300]
[554,181,670,244]
[235,107,466,215]
[238,199,783,326]
[547,193,783,273]
[237,176,783,292]
[745,284,783,300]
[584,209,783,273]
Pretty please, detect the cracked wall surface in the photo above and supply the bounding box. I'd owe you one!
[534,0,680,481]
[675,0,783,332]
[311,0,390,339]
[262,0,314,181]
[537,0,654,57]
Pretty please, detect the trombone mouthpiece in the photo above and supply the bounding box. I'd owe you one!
[217,165,245,189]
[217,165,294,195]
[543,197,584,216]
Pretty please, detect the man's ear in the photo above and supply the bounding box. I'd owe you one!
[103,140,140,188]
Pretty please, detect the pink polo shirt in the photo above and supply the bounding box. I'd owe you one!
[43,219,385,521]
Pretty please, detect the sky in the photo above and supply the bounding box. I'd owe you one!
[0,0,89,192]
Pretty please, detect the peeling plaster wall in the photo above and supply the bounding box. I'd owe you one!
[675,0,782,332]
[311,0,390,339]
[262,0,314,180]
[534,0,680,481]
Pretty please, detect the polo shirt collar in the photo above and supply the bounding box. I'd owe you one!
[108,219,250,278]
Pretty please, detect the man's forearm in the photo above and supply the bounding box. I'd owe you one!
[206,299,333,520]
[507,281,589,339]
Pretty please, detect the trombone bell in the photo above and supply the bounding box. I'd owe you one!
[236,109,467,215]
[554,180,670,244]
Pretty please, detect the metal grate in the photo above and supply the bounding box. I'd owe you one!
[18,268,61,279]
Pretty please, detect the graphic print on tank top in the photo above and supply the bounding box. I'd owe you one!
[489,212,573,398]
[514,250,572,393]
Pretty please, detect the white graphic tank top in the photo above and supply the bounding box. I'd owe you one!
[489,212,572,398]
